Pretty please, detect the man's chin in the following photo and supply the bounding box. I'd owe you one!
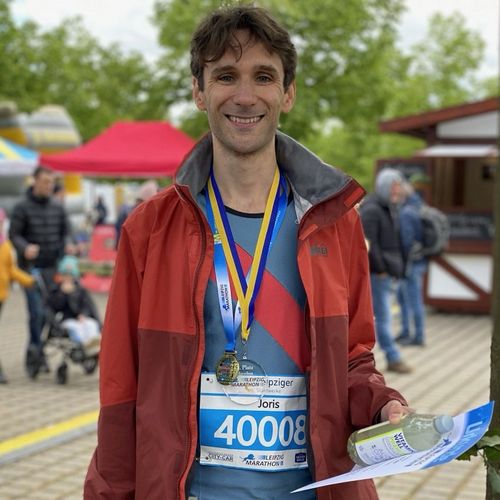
[215,135,275,158]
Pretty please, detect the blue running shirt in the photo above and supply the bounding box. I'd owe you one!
[186,191,315,500]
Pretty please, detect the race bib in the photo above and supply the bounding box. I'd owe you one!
[199,374,309,471]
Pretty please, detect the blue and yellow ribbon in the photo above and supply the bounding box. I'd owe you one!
[206,167,287,349]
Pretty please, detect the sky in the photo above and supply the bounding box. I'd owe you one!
[11,0,499,79]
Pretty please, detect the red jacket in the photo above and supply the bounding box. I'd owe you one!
[84,133,406,499]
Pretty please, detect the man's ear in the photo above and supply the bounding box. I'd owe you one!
[281,80,296,113]
[192,77,206,111]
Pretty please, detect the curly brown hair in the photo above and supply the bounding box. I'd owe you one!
[190,5,297,91]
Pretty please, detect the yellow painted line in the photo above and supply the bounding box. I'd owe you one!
[0,410,98,456]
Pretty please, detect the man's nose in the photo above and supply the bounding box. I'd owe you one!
[232,80,258,106]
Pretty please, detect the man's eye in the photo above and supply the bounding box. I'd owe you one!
[218,74,234,82]
[256,74,272,83]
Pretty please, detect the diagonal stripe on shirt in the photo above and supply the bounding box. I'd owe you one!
[209,244,310,372]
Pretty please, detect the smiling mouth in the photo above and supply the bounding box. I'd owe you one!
[226,115,264,124]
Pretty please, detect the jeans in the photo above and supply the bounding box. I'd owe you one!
[24,285,45,349]
[397,261,427,342]
[370,274,401,364]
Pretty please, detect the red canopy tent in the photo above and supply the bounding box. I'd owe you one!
[40,121,195,176]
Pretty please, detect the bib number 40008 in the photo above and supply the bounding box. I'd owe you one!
[214,414,306,448]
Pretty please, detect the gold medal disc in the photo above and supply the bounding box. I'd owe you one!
[215,352,240,385]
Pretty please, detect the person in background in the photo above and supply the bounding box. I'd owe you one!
[85,6,410,499]
[0,208,35,383]
[114,180,159,248]
[53,178,65,204]
[396,181,427,347]
[360,168,412,374]
[48,255,101,346]
[92,195,108,226]
[9,165,75,376]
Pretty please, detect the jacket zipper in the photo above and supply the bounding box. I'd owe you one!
[175,185,209,500]
[296,178,364,483]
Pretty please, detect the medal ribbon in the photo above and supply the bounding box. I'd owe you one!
[205,167,287,352]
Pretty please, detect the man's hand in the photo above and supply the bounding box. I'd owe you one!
[24,244,40,260]
[380,400,413,424]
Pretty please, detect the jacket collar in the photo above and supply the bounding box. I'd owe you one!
[27,186,50,205]
[175,131,364,223]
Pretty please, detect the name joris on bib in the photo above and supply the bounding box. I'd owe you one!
[199,374,308,472]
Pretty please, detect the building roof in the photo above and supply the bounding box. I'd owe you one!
[379,97,499,139]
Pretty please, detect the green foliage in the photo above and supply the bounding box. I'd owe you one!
[386,12,486,118]
[457,428,500,495]
[0,1,166,140]
[302,123,423,189]
[475,76,500,99]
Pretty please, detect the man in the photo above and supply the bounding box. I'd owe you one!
[85,6,410,499]
[9,166,74,374]
[360,169,412,374]
[396,181,427,346]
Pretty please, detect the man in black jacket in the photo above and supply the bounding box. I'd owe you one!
[360,168,412,374]
[9,166,75,375]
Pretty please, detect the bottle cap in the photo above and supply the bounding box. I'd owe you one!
[434,415,454,434]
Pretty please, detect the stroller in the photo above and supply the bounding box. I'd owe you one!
[28,257,101,384]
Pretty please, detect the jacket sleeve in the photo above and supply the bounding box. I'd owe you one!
[84,225,142,499]
[346,211,407,428]
[6,242,34,288]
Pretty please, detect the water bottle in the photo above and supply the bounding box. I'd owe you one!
[347,413,454,466]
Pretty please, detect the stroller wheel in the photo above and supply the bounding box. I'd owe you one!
[56,363,68,384]
[26,346,41,380]
[83,355,98,375]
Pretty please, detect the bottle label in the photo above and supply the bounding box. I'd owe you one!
[354,428,418,465]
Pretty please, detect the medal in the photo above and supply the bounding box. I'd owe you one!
[222,358,268,405]
[216,351,240,385]
[206,167,287,392]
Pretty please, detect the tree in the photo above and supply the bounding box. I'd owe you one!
[0,1,165,140]
[386,12,486,118]
[475,76,500,99]
[298,11,489,188]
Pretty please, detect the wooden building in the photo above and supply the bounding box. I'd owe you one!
[378,97,498,313]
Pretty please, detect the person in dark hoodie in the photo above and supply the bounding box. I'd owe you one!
[360,168,412,374]
[9,166,75,375]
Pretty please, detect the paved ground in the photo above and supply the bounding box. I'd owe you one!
[0,287,492,499]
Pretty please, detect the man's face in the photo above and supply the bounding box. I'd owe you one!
[390,181,403,204]
[33,171,55,198]
[192,30,296,158]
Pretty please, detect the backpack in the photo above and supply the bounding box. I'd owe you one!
[412,204,450,259]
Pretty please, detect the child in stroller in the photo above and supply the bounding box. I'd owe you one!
[41,255,101,384]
